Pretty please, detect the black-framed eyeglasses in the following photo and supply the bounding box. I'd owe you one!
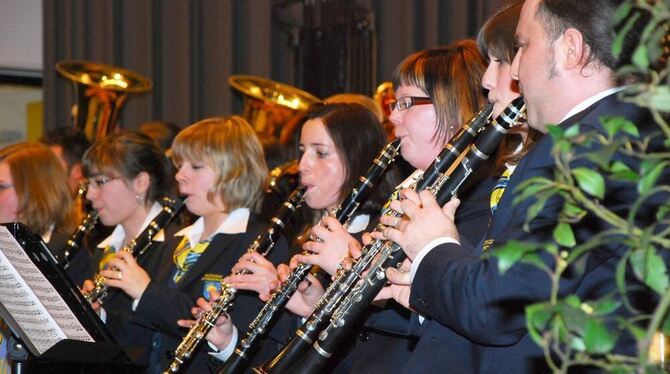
[0,182,13,192]
[83,176,121,190]
[388,96,433,112]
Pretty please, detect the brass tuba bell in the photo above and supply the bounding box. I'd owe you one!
[228,75,321,144]
[56,61,152,141]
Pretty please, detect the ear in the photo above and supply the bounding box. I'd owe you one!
[132,171,151,197]
[561,28,587,70]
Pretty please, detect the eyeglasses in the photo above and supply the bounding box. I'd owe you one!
[83,176,121,190]
[388,96,432,112]
[0,183,13,192]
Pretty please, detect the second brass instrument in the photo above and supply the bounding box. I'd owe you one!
[84,196,184,304]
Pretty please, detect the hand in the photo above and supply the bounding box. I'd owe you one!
[297,218,357,275]
[224,252,280,301]
[80,279,101,312]
[373,189,460,261]
[101,251,150,300]
[177,290,234,350]
[277,264,324,317]
[375,258,412,310]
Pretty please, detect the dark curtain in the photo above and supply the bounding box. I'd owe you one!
[43,0,510,132]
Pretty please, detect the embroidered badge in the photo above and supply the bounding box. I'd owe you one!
[202,274,223,300]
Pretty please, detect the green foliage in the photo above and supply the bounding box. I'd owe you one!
[491,1,670,372]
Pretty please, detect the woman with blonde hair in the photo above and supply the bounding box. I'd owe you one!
[106,116,290,373]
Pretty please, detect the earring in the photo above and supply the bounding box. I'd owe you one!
[136,194,144,204]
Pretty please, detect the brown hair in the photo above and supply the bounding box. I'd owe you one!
[171,116,268,212]
[83,131,173,205]
[393,40,487,146]
[0,142,78,235]
[478,1,542,170]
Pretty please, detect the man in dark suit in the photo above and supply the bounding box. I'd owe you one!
[378,0,664,372]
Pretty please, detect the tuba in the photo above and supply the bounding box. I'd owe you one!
[228,75,321,145]
[56,61,152,141]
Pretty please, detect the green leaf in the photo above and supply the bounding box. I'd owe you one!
[562,202,587,220]
[584,319,615,354]
[564,124,580,138]
[657,204,670,221]
[616,255,628,295]
[610,161,639,182]
[572,167,605,199]
[638,161,667,194]
[493,240,543,274]
[553,222,576,247]
[547,125,565,141]
[648,86,670,113]
[589,298,621,316]
[612,9,639,58]
[630,247,670,295]
[632,44,649,70]
[613,1,632,26]
[525,302,554,345]
[600,116,640,138]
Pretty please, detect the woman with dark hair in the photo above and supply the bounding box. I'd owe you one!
[477,1,542,210]
[177,103,397,372]
[80,130,175,365]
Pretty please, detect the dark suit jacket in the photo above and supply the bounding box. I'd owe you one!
[407,94,665,372]
[351,158,497,373]
[100,220,185,367]
[132,215,291,374]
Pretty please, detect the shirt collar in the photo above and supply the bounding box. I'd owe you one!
[560,87,625,123]
[174,208,250,247]
[97,202,165,249]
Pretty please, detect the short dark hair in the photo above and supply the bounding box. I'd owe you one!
[40,126,90,170]
[537,0,643,70]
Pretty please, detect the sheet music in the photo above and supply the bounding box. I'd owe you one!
[0,226,93,355]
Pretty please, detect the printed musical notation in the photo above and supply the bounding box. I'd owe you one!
[0,227,94,355]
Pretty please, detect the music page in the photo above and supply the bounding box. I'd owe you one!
[0,226,93,355]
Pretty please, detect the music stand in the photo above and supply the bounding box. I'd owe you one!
[0,223,143,373]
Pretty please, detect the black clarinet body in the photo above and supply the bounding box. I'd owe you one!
[257,105,494,374]
[165,187,306,374]
[58,210,99,270]
[221,139,400,374]
[84,196,185,304]
[289,97,526,373]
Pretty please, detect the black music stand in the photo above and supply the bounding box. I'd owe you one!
[0,223,144,373]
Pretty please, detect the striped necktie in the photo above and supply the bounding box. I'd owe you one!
[172,236,212,283]
[98,245,116,271]
[490,166,514,214]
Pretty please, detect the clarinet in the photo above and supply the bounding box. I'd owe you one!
[58,210,99,270]
[164,187,307,374]
[256,104,494,374]
[290,97,526,373]
[84,196,184,304]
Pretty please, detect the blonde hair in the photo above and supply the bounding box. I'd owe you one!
[171,116,268,212]
[0,142,77,235]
